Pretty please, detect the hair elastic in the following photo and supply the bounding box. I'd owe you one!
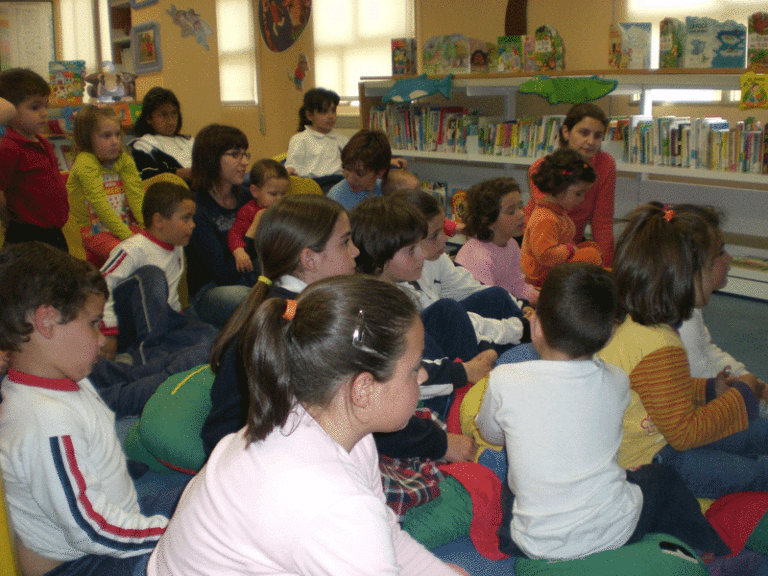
[283,300,297,320]
[258,275,272,286]
[664,209,675,222]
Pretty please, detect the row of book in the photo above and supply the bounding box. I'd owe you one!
[610,115,767,174]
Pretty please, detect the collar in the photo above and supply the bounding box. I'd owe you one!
[7,369,80,391]
[3,126,46,148]
[140,229,175,251]
[534,197,567,214]
[275,274,307,293]
[305,128,338,140]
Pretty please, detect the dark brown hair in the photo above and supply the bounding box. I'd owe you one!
[297,87,340,132]
[249,158,289,187]
[72,105,120,154]
[463,177,521,242]
[142,180,194,226]
[341,130,392,178]
[0,68,50,105]
[134,87,184,137]
[190,124,248,192]
[530,148,596,197]
[391,189,443,221]
[558,102,609,147]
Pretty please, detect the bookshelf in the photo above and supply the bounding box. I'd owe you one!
[359,69,768,300]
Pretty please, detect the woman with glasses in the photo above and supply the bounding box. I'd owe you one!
[186,124,255,327]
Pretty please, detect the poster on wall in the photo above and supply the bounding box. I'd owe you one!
[167,4,215,50]
[259,0,311,52]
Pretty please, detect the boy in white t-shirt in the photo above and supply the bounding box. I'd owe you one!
[476,262,728,560]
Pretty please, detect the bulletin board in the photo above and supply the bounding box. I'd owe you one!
[0,1,55,77]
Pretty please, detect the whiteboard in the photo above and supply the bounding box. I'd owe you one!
[0,2,55,77]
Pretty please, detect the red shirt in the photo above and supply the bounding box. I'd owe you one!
[227,199,264,253]
[0,127,69,228]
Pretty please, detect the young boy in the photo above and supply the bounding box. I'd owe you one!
[100,179,215,363]
[0,242,181,576]
[327,129,391,211]
[0,68,69,252]
[476,262,728,560]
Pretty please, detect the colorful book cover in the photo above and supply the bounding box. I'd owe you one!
[608,23,651,69]
[497,35,523,72]
[422,35,470,75]
[659,18,685,68]
[469,38,497,73]
[685,17,746,69]
[749,13,768,70]
[392,38,417,76]
[421,180,449,216]
[49,60,86,105]
[529,25,564,72]
[712,20,746,68]
[451,189,468,223]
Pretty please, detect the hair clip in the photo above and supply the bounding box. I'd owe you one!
[664,209,675,222]
[282,300,297,321]
[258,275,272,286]
[561,169,572,176]
[351,309,366,350]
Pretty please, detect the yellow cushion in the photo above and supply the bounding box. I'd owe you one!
[459,376,504,461]
[288,176,322,196]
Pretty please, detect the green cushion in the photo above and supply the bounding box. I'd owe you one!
[124,364,214,474]
[515,534,705,576]
[401,476,473,549]
[746,509,768,555]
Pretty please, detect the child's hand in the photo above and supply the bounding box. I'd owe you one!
[522,306,535,320]
[233,247,254,273]
[286,166,297,176]
[391,157,408,169]
[175,167,193,181]
[453,221,465,235]
[443,433,477,462]
[463,349,498,383]
[101,335,118,361]
[713,366,731,397]
[728,372,766,400]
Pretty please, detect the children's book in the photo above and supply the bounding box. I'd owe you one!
[421,180,450,216]
[451,189,468,223]
[469,38,497,73]
[608,23,652,69]
[748,13,768,70]
[685,17,746,69]
[497,36,524,72]
[392,38,417,76]
[659,18,686,68]
[528,25,564,72]
[49,60,86,105]
[422,35,470,75]
[712,20,747,68]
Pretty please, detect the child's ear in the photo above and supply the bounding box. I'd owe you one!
[350,371,373,410]
[249,184,259,196]
[33,305,60,340]
[151,212,165,231]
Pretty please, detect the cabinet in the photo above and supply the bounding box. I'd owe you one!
[359,69,768,300]
[107,0,133,69]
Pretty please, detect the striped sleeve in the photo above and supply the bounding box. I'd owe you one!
[46,435,167,557]
[631,346,748,451]
[100,245,138,332]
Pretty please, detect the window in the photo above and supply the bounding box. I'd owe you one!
[313,0,414,103]
[59,0,97,69]
[216,0,259,104]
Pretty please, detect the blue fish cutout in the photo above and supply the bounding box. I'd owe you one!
[519,75,618,105]
[382,74,453,103]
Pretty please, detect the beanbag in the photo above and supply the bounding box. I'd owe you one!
[402,476,472,549]
[515,534,706,576]
[705,491,768,556]
[124,364,214,474]
[459,376,504,460]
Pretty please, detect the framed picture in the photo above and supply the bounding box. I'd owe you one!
[130,0,158,8]
[131,21,162,74]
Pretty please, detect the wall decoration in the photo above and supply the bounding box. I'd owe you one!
[258,0,311,52]
[519,75,617,105]
[167,4,215,50]
[132,21,163,74]
[84,62,137,101]
[382,74,453,104]
[288,53,309,90]
[130,0,158,9]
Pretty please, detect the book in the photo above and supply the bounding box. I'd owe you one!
[748,13,768,70]
[422,35,471,75]
[49,60,86,105]
[469,38,497,73]
[497,35,524,72]
[451,189,468,224]
[609,23,652,69]
[659,18,686,68]
[528,25,564,72]
[685,17,746,69]
[421,180,449,216]
[392,38,417,76]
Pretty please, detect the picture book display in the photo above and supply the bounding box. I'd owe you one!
[608,23,651,69]
[659,18,686,68]
[469,38,497,73]
[684,17,746,69]
[392,38,417,76]
[423,35,470,75]
[497,35,524,72]
[49,60,86,105]
[748,13,768,70]
[529,25,564,72]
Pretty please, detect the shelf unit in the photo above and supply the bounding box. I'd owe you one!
[359,69,768,300]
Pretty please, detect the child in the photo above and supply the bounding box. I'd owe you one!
[476,262,728,560]
[599,203,768,499]
[67,105,145,267]
[384,192,531,355]
[455,177,539,306]
[148,275,471,576]
[130,87,194,181]
[521,148,602,288]
[525,102,616,266]
[327,129,391,211]
[0,242,183,576]
[0,68,69,252]
[284,87,347,192]
[100,179,216,363]
[227,158,289,274]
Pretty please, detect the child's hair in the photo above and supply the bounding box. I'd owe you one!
[72,105,120,153]
[210,194,347,370]
[391,189,442,221]
[537,262,617,358]
[0,68,50,105]
[0,242,108,352]
[350,196,426,275]
[242,274,419,443]
[530,148,597,197]
[297,87,340,132]
[341,130,392,179]
[190,124,249,191]
[381,169,421,196]
[613,202,723,327]
[141,180,194,226]
[463,177,521,242]
[559,102,609,147]
[134,87,183,137]
[249,158,290,188]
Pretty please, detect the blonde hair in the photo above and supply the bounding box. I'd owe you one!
[72,105,120,153]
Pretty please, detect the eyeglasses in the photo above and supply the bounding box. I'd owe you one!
[223,149,251,161]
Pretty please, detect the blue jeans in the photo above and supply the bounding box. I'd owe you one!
[654,416,768,499]
[191,281,252,328]
[496,343,540,365]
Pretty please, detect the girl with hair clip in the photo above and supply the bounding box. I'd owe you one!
[185,124,253,327]
[148,275,471,576]
[524,102,616,266]
[130,87,193,181]
[521,147,603,288]
[599,202,768,499]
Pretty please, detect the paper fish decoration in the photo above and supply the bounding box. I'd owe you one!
[382,74,453,103]
[519,75,617,105]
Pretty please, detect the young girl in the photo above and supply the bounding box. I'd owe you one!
[149,276,471,576]
[455,177,539,306]
[525,102,616,266]
[227,158,290,274]
[130,87,194,181]
[598,203,768,499]
[521,148,602,288]
[67,105,144,267]
[284,87,348,192]
[185,124,253,327]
